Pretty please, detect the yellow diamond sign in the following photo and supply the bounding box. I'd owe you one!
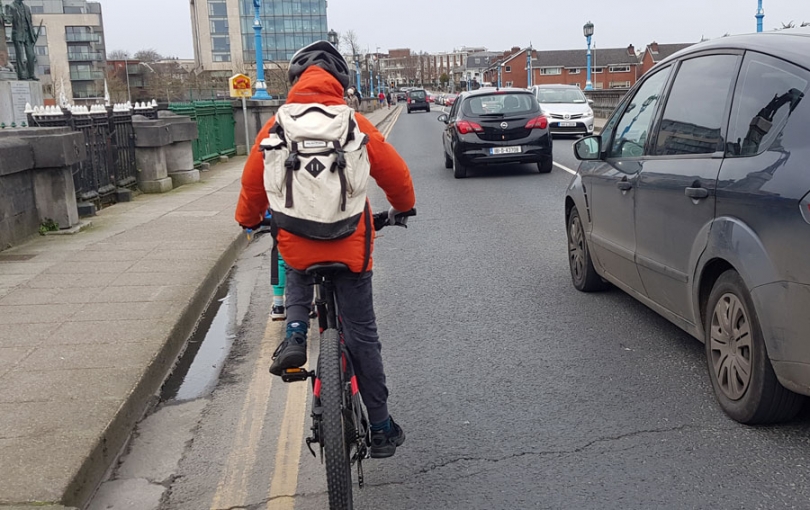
[229,74,252,98]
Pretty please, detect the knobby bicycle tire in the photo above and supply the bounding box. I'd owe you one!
[319,328,354,509]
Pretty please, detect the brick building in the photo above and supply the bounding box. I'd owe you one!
[639,42,695,75]
[485,45,642,90]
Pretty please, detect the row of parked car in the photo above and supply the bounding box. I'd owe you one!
[436,27,810,426]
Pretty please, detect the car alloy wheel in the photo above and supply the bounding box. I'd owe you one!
[566,208,607,292]
[709,293,752,401]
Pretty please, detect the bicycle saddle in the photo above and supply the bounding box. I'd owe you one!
[305,263,350,276]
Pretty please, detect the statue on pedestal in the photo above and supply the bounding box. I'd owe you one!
[3,0,38,80]
[0,0,11,73]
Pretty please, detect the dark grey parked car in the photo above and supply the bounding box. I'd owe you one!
[566,28,810,424]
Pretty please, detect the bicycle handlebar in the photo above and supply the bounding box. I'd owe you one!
[373,208,417,231]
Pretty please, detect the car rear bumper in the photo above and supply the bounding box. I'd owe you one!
[455,136,552,166]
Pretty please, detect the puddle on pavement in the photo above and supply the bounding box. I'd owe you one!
[161,280,236,402]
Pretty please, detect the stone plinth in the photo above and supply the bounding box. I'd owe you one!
[0,127,86,249]
[132,113,199,193]
[0,80,44,126]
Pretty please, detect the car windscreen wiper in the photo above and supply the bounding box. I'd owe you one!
[478,113,505,117]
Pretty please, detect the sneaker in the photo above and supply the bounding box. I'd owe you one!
[369,417,405,459]
[271,304,286,321]
[269,330,307,376]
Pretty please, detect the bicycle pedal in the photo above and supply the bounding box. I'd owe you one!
[281,367,314,383]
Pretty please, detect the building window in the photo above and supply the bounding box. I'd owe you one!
[569,68,581,74]
[593,67,604,74]
[35,46,48,56]
[505,81,513,87]
[594,82,604,89]
[609,65,631,73]
[29,5,44,13]
[573,82,581,88]
[64,6,85,14]
[213,53,231,62]
[609,81,631,89]
[209,2,227,16]
[212,36,230,52]
[540,67,562,75]
[505,65,511,72]
[211,19,229,33]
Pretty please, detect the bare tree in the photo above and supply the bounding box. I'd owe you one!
[780,21,796,29]
[134,49,162,63]
[341,30,361,58]
[104,67,129,103]
[803,21,810,27]
[107,49,131,60]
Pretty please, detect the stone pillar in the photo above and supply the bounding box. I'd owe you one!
[231,99,282,155]
[159,111,200,187]
[132,116,173,193]
[0,127,86,248]
[132,114,201,193]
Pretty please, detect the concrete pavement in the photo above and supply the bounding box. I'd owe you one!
[0,105,401,509]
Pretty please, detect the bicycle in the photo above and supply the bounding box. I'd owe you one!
[278,207,416,510]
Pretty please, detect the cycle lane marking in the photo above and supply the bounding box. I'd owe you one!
[210,315,281,509]
[266,341,313,509]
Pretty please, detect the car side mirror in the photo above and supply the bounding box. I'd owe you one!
[574,136,602,161]
[437,114,449,124]
[587,99,594,105]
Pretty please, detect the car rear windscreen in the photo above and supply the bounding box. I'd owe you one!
[535,88,587,104]
[410,90,426,99]
[463,93,539,116]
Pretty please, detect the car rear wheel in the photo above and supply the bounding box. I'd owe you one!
[452,152,467,179]
[704,270,804,424]
[538,158,553,174]
[567,208,608,292]
[444,151,453,169]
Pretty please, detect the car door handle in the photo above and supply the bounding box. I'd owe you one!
[617,180,633,191]
[685,187,709,199]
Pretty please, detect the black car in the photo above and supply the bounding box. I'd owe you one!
[438,88,553,178]
[407,89,430,113]
[566,27,810,424]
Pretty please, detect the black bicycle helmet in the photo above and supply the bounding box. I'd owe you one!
[288,40,350,88]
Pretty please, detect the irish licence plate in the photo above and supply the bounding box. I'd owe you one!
[558,122,577,127]
[490,146,522,155]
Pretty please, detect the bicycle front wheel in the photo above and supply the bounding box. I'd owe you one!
[319,328,354,509]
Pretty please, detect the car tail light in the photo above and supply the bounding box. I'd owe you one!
[525,116,549,130]
[456,120,483,135]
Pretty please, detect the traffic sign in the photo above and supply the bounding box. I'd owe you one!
[229,74,252,98]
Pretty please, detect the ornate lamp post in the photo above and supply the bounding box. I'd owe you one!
[327,29,338,46]
[251,0,272,100]
[584,21,595,91]
[756,0,764,32]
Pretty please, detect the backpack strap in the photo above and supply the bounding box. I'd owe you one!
[284,141,300,208]
[331,140,349,212]
[269,216,280,286]
[360,201,372,274]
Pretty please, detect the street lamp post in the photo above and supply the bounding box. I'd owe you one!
[353,54,362,95]
[497,63,502,89]
[756,0,764,32]
[251,0,272,100]
[526,44,533,88]
[584,21,595,91]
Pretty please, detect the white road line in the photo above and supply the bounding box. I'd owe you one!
[554,162,577,175]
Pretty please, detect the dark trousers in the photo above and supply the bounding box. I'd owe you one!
[12,40,35,80]
[286,267,390,424]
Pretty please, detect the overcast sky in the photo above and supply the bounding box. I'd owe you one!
[98,0,809,59]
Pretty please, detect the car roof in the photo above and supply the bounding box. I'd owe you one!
[658,27,810,70]
[460,87,533,99]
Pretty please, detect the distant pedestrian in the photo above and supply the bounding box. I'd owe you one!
[388,91,395,109]
[378,91,385,107]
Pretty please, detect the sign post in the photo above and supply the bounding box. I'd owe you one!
[229,74,253,153]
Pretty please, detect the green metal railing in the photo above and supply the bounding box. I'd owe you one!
[169,101,236,167]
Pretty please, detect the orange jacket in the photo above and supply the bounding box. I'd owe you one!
[235,67,416,273]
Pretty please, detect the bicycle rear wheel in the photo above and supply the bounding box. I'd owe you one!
[319,328,354,509]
